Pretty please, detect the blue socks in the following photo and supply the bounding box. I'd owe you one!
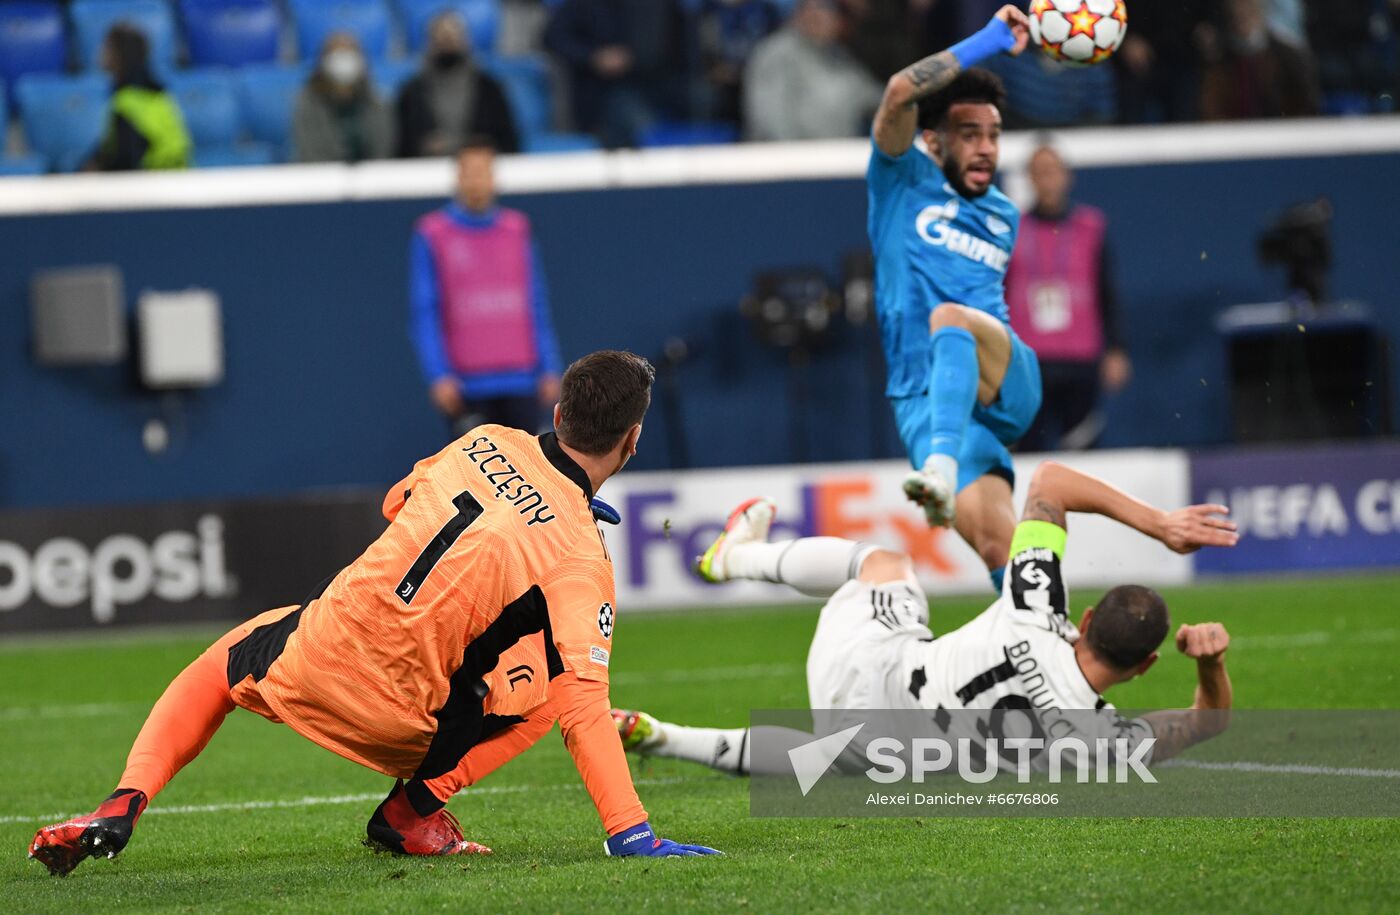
[989,566,1005,593]
[928,326,979,465]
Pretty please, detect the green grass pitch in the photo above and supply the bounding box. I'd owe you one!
[3,574,1399,913]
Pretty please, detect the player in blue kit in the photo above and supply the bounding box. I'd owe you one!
[867,3,1038,591]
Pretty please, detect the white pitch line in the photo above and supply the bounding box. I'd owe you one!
[0,777,692,826]
[0,702,148,721]
[0,664,806,722]
[1229,628,1400,650]
[1161,759,1400,778]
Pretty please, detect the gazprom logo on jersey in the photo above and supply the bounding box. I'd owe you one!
[0,516,232,623]
[915,198,1010,273]
[1191,443,1400,574]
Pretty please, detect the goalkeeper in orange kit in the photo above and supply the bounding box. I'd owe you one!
[29,350,720,877]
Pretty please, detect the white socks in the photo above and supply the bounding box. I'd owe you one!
[647,723,750,774]
[925,453,959,488]
[722,536,869,598]
[648,722,841,777]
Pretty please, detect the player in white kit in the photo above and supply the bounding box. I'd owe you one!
[613,461,1237,774]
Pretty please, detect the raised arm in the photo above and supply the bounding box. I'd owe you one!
[1021,461,1239,554]
[1142,623,1233,761]
[872,4,1029,157]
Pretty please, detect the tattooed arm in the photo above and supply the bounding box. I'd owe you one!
[872,50,960,157]
[1021,461,1238,554]
[872,5,1029,157]
[1142,623,1233,761]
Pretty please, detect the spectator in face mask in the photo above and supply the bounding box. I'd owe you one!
[396,12,520,157]
[293,32,395,163]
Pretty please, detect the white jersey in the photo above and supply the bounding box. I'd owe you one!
[895,528,1153,765]
[805,521,1153,772]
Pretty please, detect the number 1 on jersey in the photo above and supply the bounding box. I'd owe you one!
[395,490,484,604]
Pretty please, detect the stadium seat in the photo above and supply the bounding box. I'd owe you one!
[180,0,281,68]
[193,142,275,167]
[288,0,392,62]
[0,3,67,102]
[524,133,599,154]
[484,53,551,139]
[236,63,309,154]
[397,0,500,54]
[168,69,242,147]
[70,0,178,75]
[638,121,739,148]
[372,58,420,100]
[16,72,111,172]
[1323,92,1376,116]
[0,153,49,176]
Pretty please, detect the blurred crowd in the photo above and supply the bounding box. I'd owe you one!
[300,0,1400,159]
[535,0,1400,145]
[18,0,1399,175]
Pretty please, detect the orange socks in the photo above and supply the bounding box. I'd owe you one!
[116,629,240,800]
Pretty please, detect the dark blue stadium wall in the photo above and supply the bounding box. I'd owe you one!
[1,152,1395,508]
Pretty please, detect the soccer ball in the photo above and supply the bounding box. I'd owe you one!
[1028,0,1127,66]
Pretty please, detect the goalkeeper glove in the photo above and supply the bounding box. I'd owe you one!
[604,821,722,858]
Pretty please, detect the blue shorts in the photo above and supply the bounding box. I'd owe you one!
[891,326,1042,493]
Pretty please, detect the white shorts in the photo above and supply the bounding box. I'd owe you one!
[806,577,933,739]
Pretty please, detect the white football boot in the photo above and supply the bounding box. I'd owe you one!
[903,458,956,528]
[694,497,777,583]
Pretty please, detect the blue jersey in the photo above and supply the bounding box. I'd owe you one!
[867,142,1020,398]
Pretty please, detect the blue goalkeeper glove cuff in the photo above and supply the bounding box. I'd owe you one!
[949,17,1016,69]
[604,821,722,858]
[590,497,621,525]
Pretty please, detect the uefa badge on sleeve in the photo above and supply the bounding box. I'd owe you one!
[597,602,614,638]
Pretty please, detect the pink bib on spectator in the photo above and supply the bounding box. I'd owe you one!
[418,208,538,376]
[1006,205,1107,363]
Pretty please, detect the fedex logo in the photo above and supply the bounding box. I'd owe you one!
[620,478,964,589]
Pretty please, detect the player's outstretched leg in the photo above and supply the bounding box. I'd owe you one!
[366,780,493,857]
[695,498,873,599]
[614,709,751,774]
[614,710,829,778]
[28,625,243,876]
[904,303,1013,528]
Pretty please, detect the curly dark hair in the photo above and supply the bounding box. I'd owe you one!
[917,68,1007,131]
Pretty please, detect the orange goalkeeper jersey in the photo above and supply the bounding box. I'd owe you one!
[227,426,643,832]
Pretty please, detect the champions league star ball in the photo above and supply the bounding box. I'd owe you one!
[1028,0,1127,66]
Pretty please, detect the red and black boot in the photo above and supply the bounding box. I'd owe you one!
[366,780,491,856]
[29,788,148,877]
